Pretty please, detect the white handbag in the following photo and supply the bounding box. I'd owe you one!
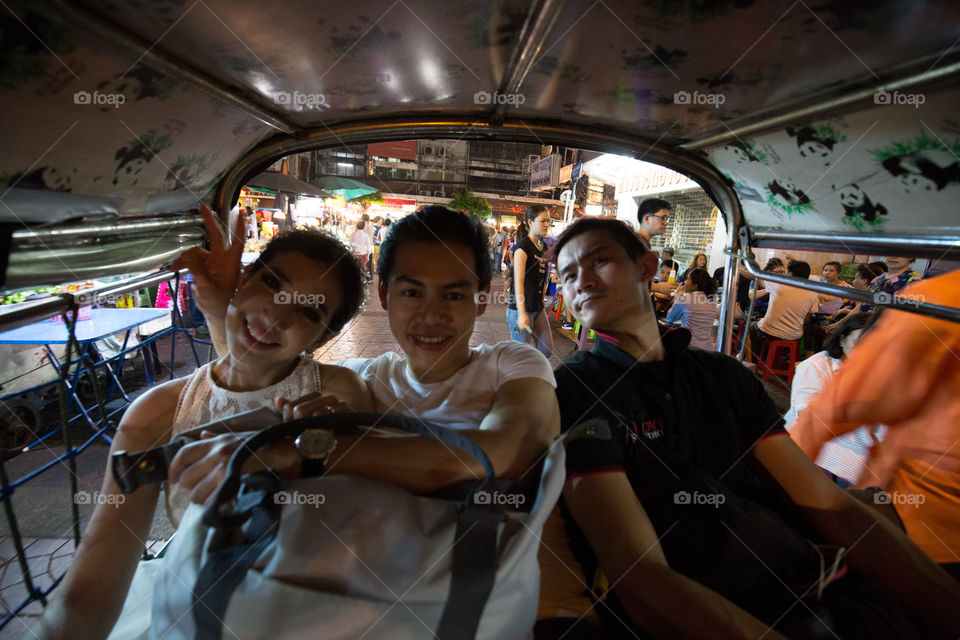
[147,413,565,640]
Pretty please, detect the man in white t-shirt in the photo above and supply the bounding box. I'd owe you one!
[175,205,559,495]
[749,260,819,360]
[325,206,557,489]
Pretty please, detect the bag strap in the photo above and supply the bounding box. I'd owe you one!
[203,412,495,529]
[436,502,504,639]
[194,472,280,639]
[193,412,504,640]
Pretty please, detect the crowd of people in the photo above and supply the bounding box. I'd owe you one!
[32,200,960,640]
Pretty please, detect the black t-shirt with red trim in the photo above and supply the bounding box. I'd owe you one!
[554,329,825,635]
[507,236,548,313]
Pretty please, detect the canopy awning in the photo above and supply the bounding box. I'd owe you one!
[247,172,333,198]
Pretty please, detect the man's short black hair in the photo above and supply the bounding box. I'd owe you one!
[250,227,364,334]
[638,198,672,221]
[377,205,492,290]
[787,260,811,279]
[660,259,678,274]
[547,217,648,265]
[661,247,675,257]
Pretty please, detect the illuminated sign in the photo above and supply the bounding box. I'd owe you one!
[241,186,277,198]
[616,165,695,197]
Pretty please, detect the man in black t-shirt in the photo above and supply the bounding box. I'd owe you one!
[539,217,960,640]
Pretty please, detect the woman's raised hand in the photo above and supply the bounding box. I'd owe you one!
[172,203,245,323]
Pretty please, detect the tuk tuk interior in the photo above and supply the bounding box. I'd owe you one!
[1,0,959,631]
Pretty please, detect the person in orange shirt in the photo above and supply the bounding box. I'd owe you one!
[790,269,960,580]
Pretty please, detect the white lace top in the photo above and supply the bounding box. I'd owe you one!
[171,356,324,436]
[166,356,324,525]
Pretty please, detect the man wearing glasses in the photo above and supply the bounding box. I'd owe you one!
[637,198,677,295]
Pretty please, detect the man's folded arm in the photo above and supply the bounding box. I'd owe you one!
[326,376,559,493]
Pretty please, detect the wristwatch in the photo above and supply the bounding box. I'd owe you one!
[294,429,337,477]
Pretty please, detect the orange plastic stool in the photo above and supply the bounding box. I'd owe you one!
[756,339,798,384]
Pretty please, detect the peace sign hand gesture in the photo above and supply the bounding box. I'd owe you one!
[171,204,245,348]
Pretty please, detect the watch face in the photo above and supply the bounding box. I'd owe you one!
[297,429,337,459]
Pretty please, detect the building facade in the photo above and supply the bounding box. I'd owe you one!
[302,140,561,224]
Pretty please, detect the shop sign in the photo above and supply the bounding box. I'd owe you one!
[529,155,560,191]
[382,198,416,207]
[559,164,573,183]
[616,165,695,197]
[367,141,417,161]
[377,198,417,212]
[241,186,277,198]
[586,178,604,205]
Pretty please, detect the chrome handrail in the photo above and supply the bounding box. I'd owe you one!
[733,251,960,324]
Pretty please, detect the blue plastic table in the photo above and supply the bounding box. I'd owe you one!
[0,307,168,344]
[0,307,170,447]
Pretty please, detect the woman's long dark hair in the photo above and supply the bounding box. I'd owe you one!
[685,268,718,296]
[516,204,547,242]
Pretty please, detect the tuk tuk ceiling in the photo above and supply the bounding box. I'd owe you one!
[1,0,959,275]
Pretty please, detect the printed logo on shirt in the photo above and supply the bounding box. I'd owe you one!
[624,417,665,442]
[533,253,548,274]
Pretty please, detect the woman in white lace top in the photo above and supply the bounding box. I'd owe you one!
[36,214,371,640]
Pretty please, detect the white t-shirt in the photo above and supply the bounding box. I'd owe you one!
[337,341,555,430]
[350,228,373,256]
[757,281,819,340]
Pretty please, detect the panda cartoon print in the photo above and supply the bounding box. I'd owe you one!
[95,65,177,113]
[787,125,840,165]
[5,166,77,192]
[834,183,888,224]
[767,177,811,207]
[720,140,761,165]
[882,148,960,193]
